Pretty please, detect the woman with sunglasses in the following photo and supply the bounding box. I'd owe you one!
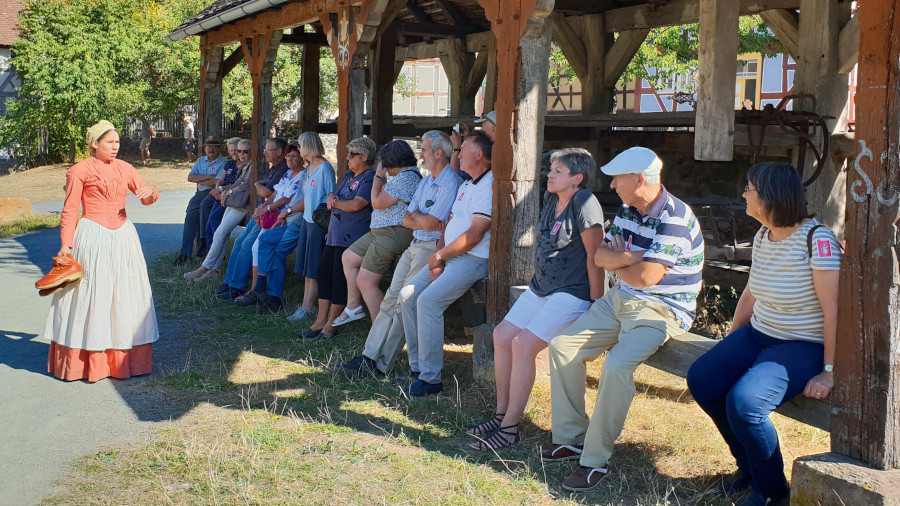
[299,137,376,340]
[185,139,253,281]
[687,163,842,506]
[201,137,243,255]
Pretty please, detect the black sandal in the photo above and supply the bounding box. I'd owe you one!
[466,413,505,436]
[469,424,520,451]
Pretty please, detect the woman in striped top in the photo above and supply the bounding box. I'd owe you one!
[687,163,841,506]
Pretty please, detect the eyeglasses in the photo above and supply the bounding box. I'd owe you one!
[347,152,363,158]
[264,148,280,153]
[743,185,757,193]
[237,149,250,154]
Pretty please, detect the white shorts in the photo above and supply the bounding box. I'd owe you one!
[503,288,591,342]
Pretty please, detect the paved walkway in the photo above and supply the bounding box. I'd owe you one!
[0,189,192,505]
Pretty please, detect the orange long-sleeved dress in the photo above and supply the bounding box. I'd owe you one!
[44,156,161,382]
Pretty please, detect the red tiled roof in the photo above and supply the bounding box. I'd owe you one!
[0,0,24,47]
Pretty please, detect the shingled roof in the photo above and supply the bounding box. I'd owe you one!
[167,0,290,42]
[0,0,24,47]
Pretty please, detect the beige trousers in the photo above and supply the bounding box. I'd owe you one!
[362,239,436,373]
[549,286,684,468]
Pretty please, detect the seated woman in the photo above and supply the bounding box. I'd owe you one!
[468,148,605,450]
[235,144,307,312]
[203,137,242,254]
[687,162,841,506]
[299,137,375,340]
[287,132,334,322]
[335,140,421,326]
[185,139,252,281]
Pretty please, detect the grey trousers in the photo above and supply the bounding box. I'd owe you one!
[362,239,436,373]
[400,253,488,383]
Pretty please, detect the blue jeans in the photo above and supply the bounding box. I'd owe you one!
[258,222,302,298]
[223,220,262,291]
[179,189,212,256]
[205,202,226,252]
[687,325,823,499]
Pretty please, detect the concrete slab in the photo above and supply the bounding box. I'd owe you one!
[792,452,900,506]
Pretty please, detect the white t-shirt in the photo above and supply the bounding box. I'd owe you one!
[184,122,194,140]
[748,219,842,343]
[444,169,493,258]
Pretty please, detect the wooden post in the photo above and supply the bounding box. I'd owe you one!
[793,0,852,236]
[832,0,900,471]
[241,30,282,197]
[197,37,224,146]
[301,44,321,132]
[371,22,397,146]
[694,0,739,161]
[350,52,367,142]
[438,37,487,117]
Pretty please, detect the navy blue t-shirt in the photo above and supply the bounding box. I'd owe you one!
[327,168,374,247]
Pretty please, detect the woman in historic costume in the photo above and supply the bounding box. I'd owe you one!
[44,120,160,382]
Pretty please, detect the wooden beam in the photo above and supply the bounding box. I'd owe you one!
[694,0,739,161]
[833,0,900,470]
[604,0,800,32]
[483,32,497,112]
[437,37,478,116]
[205,1,335,48]
[394,31,491,60]
[550,13,587,79]
[221,48,244,77]
[279,32,330,46]
[371,22,397,145]
[395,21,478,38]
[433,0,469,26]
[837,14,859,75]
[404,1,432,24]
[759,9,800,59]
[301,44,320,132]
[603,28,649,87]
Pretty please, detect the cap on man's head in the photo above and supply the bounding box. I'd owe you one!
[600,147,662,178]
[474,110,496,125]
[204,136,222,147]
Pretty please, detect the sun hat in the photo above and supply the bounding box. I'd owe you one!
[204,136,222,146]
[600,147,663,178]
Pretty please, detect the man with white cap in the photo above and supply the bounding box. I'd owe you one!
[542,146,705,491]
[450,110,495,174]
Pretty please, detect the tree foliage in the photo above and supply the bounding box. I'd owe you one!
[550,16,783,91]
[0,0,209,166]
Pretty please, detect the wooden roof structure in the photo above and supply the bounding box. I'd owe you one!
[169,0,900,483]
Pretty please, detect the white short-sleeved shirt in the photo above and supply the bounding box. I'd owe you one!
[444,169,493,258]
[184,122,194,140]
[749,219,842,343]
[272,170,306,211]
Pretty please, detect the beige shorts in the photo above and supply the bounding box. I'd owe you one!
[348,225,414,275]
[139,138,152,150]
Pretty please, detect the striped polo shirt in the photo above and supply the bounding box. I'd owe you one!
[748,219,842,343]
[607,187,704,328]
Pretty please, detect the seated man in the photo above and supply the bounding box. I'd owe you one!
[338,130,462,377]
[541,147,705,492]
[398,131,494,396]
[173,137,227,266]
[214,137,289,300]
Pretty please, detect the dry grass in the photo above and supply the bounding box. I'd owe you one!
[42,256,830,505]
[0,160,194,203]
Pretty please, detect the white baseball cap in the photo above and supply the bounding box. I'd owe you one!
[600,147,663,178]
[474,110,496,125]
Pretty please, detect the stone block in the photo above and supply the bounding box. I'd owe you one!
[791,452,900,505]
[0,198,33,224]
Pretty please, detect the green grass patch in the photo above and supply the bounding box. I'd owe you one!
[0,214,60,238]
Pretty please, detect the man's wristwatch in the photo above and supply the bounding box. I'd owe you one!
[434,250,443,262]
[217,185,223,191]
[823,364,834,373]
[228,189,233,195]
[266,204,272,212]
[287,207,292,215]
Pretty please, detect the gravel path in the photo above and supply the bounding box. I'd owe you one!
[0,189,193,505]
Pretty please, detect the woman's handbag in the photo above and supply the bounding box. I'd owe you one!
[259,210,280,230]
[224,187,250,208]
[312,202,331,231]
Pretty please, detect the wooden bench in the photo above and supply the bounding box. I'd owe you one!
[471,286,831,432]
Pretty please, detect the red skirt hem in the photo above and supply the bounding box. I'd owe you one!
[47,342,153,383]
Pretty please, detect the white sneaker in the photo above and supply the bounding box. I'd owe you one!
[287,306,318,322]
[184,266,207,281]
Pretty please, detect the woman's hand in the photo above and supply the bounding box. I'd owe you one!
[57,246,72,257]
[803,372,834,399]
[135,186,155,200]
[375,162,386,178]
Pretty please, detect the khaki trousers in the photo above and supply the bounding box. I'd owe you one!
[362,239,436,373]
[549,286,684,468]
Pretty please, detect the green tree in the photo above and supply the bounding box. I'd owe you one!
[0,0,209,166]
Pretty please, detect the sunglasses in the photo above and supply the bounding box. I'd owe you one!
[237,149,250,154]
[347,152,363,158]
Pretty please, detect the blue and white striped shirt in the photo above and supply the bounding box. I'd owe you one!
[607,187,704,328]
[406,164,463,241]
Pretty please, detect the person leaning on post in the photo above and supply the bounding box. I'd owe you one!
[542,147,705,492]
[686,163,841,506]
[337,130,462,379]
[467,148,606,451]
